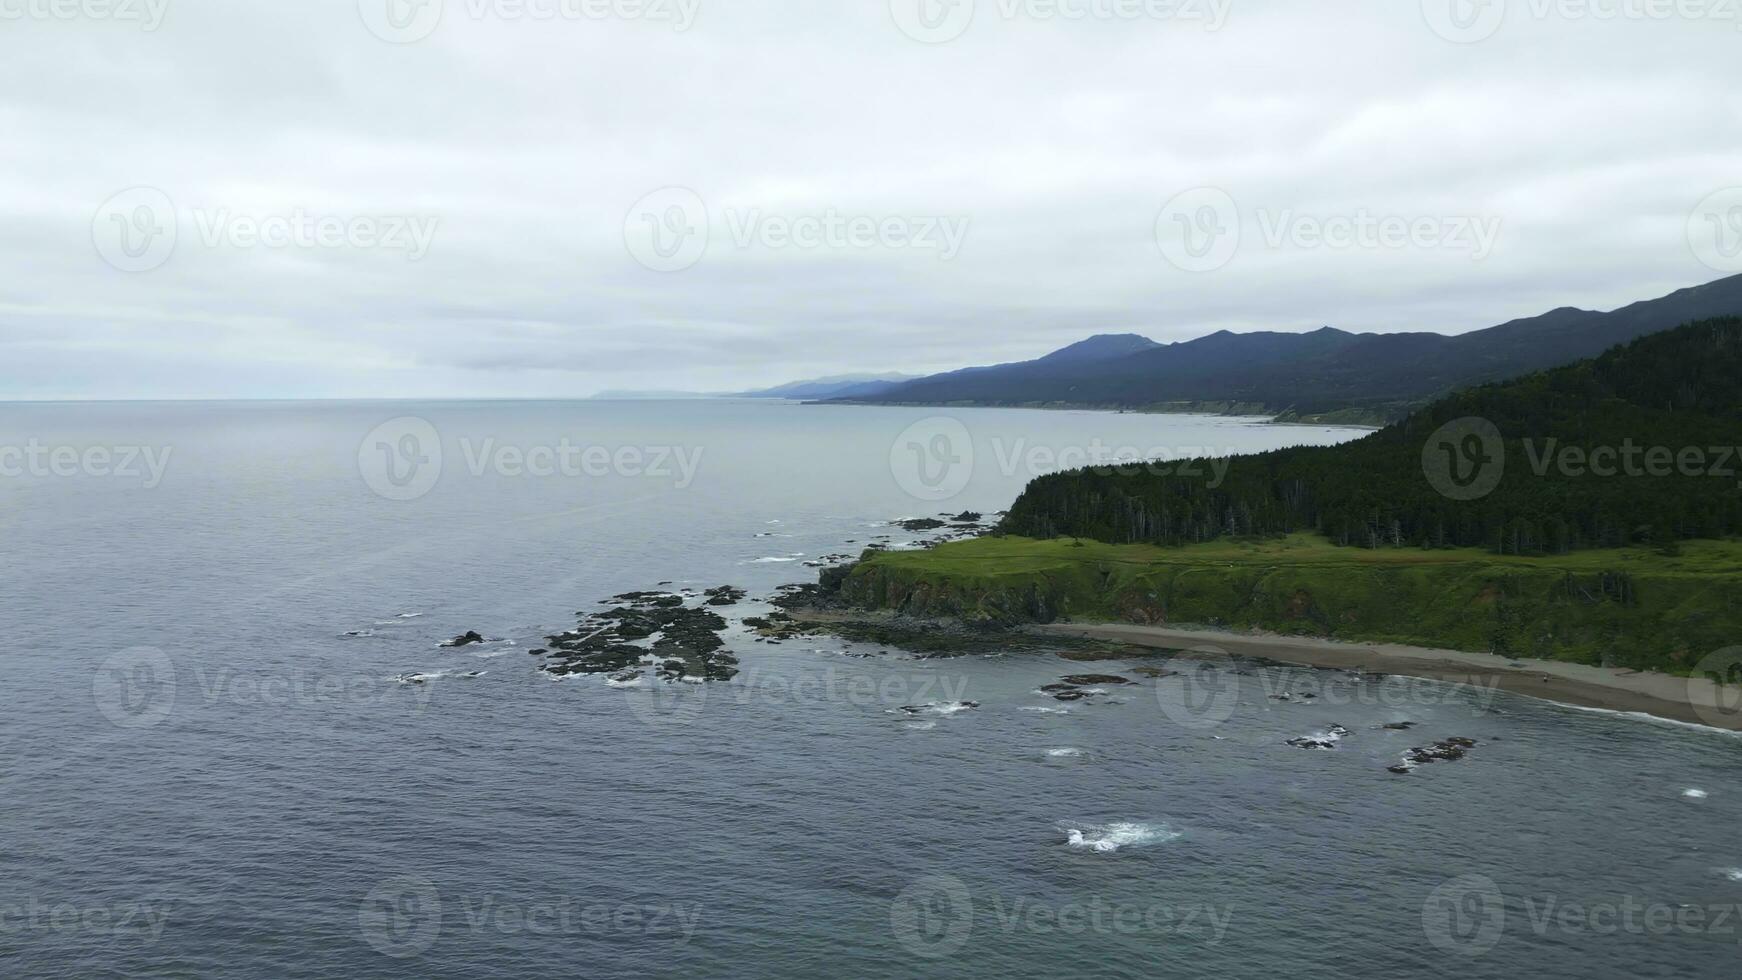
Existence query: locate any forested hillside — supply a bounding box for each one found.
[1000,318,1742,555]
[838,274,1742,421]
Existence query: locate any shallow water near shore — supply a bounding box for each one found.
[3,399,1739,978]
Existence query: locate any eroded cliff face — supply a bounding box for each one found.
[836,563,1066,624]
[829,551,1741,672]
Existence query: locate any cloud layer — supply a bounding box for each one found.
[3,0,1740,399]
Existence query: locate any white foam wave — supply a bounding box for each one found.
[1047,748,1084,758]
[905,721,937,731]
[606,676,643,689]
[749,556,801,564]
[909,701,978,716]
[1021,706,1071,715]
[396,669,485,685]
[1684,788,1710,799]
[1720,868,1742,882]
[1060,821,1181,853]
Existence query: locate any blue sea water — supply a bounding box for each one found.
[2,399,1738,979]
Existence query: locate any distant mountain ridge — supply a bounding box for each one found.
[827,274,1742,423]
[736,374,918,401]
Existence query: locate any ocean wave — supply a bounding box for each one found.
[1720,868,1742,882]
[396,669,485,685]
[1020,706,1071,715]
[1684,788,1710,799]
[749,556,803,564]
[606,675,643,689]
[1059,821,1181,853]
[341,629,376,638]
[1047,748,1084,758]
[905,721,937,731]
[895,701,980,717]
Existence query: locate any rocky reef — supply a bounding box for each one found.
[534,590,742,683]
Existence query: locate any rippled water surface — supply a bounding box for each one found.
[3,400,1737,979]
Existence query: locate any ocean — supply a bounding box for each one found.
[2,399,1738,978]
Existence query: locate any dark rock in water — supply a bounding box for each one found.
[895,518,947,532]
[1287,724,1350,750]
[704,585,747,606]
[1039,683,1080,694]
[442,631,486,648]
[1388,765,1415,775]
[1398,736,1481,769]
[542,588,740,683]
[529,648,548,656]
[1381,722,1417,731]
[1060,674,1132,687]
[1132,666,1178,678]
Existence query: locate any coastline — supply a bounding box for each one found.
[808,399,1387,428]
[1036,623,1742,734]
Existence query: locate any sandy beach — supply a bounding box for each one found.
[1036,623,1742,734]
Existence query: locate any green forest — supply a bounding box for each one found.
[1000,318,1742,556]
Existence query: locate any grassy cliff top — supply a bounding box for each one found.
[862,533,1742,578]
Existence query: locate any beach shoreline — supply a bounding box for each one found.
[1035,623,1742,734]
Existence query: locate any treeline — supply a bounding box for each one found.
[1000,318,1742,555]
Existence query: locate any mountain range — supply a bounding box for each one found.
[826,274,1742,424]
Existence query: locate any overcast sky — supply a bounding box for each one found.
[2,0,1740,399]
